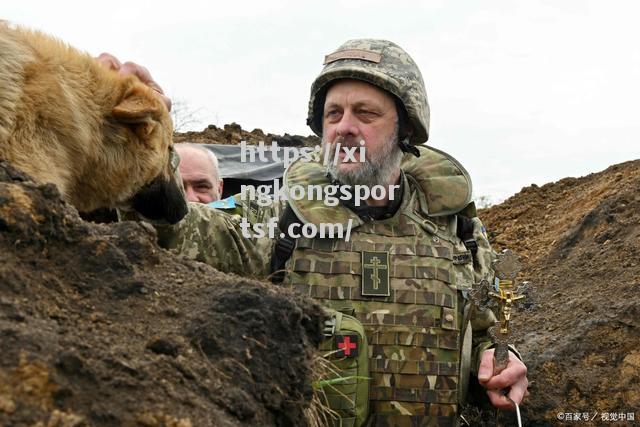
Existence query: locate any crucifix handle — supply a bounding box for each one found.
[489,325,510,375]
[494,344,509,374]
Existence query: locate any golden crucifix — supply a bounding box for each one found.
[470,249,530,372]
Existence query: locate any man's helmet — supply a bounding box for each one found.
[307,39,430,145]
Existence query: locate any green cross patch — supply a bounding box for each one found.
[361,251,390,297]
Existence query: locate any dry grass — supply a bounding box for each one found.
[304,352,342,427]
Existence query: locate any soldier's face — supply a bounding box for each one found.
[322,79,401,187]
[175,146,223,204]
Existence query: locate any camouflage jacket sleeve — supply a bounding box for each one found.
[151,200,277,278]
[465,214,522,377]
[120,149,277,277]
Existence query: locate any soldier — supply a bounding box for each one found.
[100,39,528,426]
[174,143,224,204]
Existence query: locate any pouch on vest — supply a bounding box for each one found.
[319,309,369,427]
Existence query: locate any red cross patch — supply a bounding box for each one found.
[335,334,359,358]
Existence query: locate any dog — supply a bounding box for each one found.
[0,22,187,223]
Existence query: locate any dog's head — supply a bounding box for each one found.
[102,77,188,224]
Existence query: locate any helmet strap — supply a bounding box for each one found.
[398,136,420,157]
[393,97,420,157]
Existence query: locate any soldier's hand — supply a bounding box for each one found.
[478,349,528,410]
[95,52,172,112]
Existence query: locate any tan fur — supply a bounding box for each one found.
[0,23,175,213]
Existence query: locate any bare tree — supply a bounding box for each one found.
[170,98,207,132]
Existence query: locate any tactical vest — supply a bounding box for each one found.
[282,146,479,427]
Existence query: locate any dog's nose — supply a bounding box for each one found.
[130,174,188,224]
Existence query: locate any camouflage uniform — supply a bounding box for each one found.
[154,149,498,427]
[150,40,509,426]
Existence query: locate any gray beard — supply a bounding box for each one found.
[324,124,403,188]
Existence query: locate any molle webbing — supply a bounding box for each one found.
[284,216,465,423]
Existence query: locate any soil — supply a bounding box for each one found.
[0,161,325,427]
[173,123,320,147]
[479,159,640,426]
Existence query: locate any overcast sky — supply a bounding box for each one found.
[5,0,639,201]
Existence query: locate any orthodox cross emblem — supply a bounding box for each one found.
[361,251,390,296]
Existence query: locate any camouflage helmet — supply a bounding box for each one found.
[307,39,430,145]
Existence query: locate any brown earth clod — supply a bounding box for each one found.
[0,159,325,427]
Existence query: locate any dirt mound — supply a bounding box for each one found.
[480,160,640,425]
[173,123,320,147]
[0,161,324,426]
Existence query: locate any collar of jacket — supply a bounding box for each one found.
[335,173,405,222]
[284,144,472,227]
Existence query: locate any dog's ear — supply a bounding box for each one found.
[112,85,165,139]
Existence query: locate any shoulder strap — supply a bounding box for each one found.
[456,214,479,267]
[270,203,300,283]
